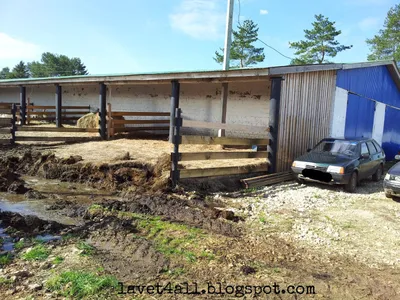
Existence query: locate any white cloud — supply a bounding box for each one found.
[260,9,269,15]
[358,17,380,31]
[0,33,41,60]
[169,0,225,40]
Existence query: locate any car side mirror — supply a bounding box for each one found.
[395,154,400,160]
[307,148,311,152]
[361,153,370,159]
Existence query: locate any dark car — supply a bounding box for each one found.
[291,138,385,192]
[384,153,400,198]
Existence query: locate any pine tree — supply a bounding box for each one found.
[366,4,400,66]
[9,61,29,79]
[289,14,352,65]
[214,20,265,68]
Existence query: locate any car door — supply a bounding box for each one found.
[359,142,373,179]
[366,141,381,173]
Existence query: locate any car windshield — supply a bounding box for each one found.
[312,140,358,157]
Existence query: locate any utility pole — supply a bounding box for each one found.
[223,0,234,71]
[219,0,234,137]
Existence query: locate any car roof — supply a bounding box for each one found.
[322,137,373,143]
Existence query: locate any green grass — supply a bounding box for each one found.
[77,242,96,256]
[46,270,118,298]
[22,245,50,261]
[14,240,25,250]
[0,253,12,266]
[88,205,214,263]
[0,276,13,286]
[53,256,64,265]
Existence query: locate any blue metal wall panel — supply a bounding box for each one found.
[344,93,374,139]
[337,66,400,108]
[382,106,400,160]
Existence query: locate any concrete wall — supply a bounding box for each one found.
[0,80,271,137]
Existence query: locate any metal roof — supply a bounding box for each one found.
[0,60,398,87]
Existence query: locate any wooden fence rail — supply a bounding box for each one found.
[25,105,91,124]
[0,104,17,145]
[170,108,271,186]
[106,103,170,138]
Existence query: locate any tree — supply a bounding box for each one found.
[28,52,88,77]
[214,20,265,68]
[0,67,10,79]
[366,4,400,66]
[8,61,29,79]
[289,14,352,65]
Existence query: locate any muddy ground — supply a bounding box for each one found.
[0,144,400,299]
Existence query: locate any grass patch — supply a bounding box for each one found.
[0,253,12,266]
[53,256,64,265]
[14,240,25,250]
[0,276,13,286]
[77,241,96,256]
[22,245,50,261]
[46,270,118,298]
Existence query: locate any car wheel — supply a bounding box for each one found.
[295,176,305,185]
[385,192,393,199]
[372,165,383,182]
[345,172,357,193]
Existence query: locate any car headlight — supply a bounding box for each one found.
[292,161,307,168]
[385,173,390,180]
[327,166,344,174]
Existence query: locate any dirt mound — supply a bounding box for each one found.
[97,195,242,237]
[0,149,169,193]
[0,211,68,234]
[0,170,29,194]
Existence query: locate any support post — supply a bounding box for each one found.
[11,104,16,145]
[171,108,182,187]
[107,103,112,139]
[19,86,26,125]
[169,80,180,143]
[268,77,284,174]
[218,83,229,137]
[99,83,107,140]
[55,84,62,127]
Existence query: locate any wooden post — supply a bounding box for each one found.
[27,97,30,125]
[10,104,16,145]
[107,103,112,139]
[218,83,228,137]
[268,77,284,173]
[99,83,107,140]
[171,108,182,187]
[55,85,62,127]
[169,80,180,143]
[19,86,26,125]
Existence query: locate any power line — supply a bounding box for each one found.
[236,0,293,61]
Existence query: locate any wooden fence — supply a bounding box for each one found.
[25,105,91,124]
[170,108,271,185]
[106,103,170,138]
[0,103,17,145]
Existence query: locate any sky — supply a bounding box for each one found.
[0,0,397,75]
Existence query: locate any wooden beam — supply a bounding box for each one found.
[0,109,12,114]
[0,128,11,134]
[27,111,56,115]
[180,135,270,146]
[179,164,268,179]
[55,84,62,127]
[113,126,169,132]
[16,126,98,132]
[27,105,55,109]
[16,136,100,142]
[61,106,90,109]
[111,111,170,117]
[179,151,268,161]
[20,86,26,125]
[0,138,11,144]
[182,119,269,134]
[112,119,170,125]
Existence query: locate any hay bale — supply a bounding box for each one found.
[77,113,99,129]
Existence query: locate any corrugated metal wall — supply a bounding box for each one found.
[337,66,400,160]
[277,70,336,171]
[344,93,375,139]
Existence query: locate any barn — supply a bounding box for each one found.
[0,60,399,172]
